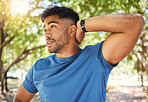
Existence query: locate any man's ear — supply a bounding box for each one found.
[68,25,77,37]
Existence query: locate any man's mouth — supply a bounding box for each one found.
[47,41,53,45]
[46,38,56,46]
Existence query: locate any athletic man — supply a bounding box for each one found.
[13,6,144,102]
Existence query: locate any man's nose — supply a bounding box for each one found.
[45,32,52,38]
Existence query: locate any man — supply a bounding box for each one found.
[13,6,144,102]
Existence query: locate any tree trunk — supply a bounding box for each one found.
[1,71,9,94]
[5,72,9,92]
[141,37,144,86]
[0,59,3,81]
[140,72,144,86]
[0,44,46,94]
[1,72,5,94]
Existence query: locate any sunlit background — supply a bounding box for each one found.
[10,0,30,15]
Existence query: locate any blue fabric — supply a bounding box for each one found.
[23,41,118,102]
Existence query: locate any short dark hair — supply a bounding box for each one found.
[41,6,79,25]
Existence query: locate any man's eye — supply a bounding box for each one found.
[51,25,56,28]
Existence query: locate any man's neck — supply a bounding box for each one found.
[56,45,81,58]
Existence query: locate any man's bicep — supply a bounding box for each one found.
[102,32,139,65]
[13,84,35,102]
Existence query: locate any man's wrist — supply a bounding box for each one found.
[80,19,88,33]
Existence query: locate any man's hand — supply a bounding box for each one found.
[76,20,85,44]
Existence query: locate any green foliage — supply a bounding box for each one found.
[1,0,49,72]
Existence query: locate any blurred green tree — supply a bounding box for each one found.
[0,0,47,94]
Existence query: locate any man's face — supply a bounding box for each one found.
[44,15,72,53]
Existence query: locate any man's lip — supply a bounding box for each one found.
[46,40,53,45]
[46,38,56,41]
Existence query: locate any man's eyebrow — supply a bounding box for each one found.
[44,21,59,28]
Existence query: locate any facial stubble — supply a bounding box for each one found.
[48,29,70,53]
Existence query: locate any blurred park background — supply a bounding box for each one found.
[0,0,148,101]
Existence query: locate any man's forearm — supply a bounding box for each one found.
[84,14,144,34]
[76,14,144,44]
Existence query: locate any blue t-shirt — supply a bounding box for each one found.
[23,41,117,102]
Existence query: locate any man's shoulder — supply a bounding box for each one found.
[83,41,103,52]
[36,56,49,63]
[34,54,55,68]
[37,54,55,62]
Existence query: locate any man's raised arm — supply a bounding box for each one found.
[76,14,145,65]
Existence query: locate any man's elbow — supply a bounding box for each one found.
[139,14,145,25]
[132,14,145,35]
[136,14,145,30]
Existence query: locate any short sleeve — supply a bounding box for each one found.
[89,41,119,72]
[23,64,38,93]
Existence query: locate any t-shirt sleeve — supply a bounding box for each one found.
[89,41,119,72]
[23,64,38,93]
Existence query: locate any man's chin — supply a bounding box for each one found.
[48,48,58,53]
[48,46,62,53]
[48,50,56,53]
